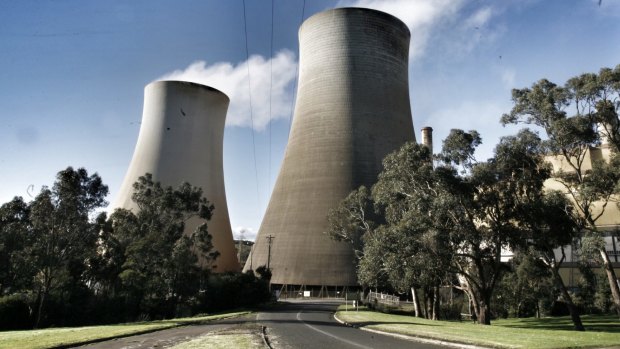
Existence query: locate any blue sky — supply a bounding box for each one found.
[1,0,619,241]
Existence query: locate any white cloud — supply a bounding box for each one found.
[232,226,257,242]
[465,7,493,29]
[337,0,509,61]
[157,50,298,131]
[338,0,466,60]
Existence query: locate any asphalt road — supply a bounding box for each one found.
[258,299,446,349]
[72,300,448,348]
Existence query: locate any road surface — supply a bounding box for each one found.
[259,299,446,349]
[73,300,449,348]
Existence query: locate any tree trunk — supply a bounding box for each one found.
[599,248,620,316]
[552,267,585,331]
[35,285,47,329]
[477,293,492,325]
[411,287,421,318]
[464,285,479,323]
[424,290,432,319]
[432,286,440,320]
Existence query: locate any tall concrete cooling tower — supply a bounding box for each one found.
[114,80,240,272]
[244,8,415,287]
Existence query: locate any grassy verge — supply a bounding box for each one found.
[168,324,264,349]
[336,307,620,349]
[0,311,251,349]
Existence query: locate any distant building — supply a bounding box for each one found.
[544,137,620,287]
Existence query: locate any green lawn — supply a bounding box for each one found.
[0,311,251,349]
[336,307,620,349]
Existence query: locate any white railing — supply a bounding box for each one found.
[367,291,400,306]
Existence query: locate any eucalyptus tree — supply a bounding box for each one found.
[325,187,393,295]
[28,167,109,327]
[0,197,33,295]
[432,129,554,325]
[520,191,585,330]
[370,142,450,319]
[104,174,218,317]
[378,129,549,325]
[502,65,620,314]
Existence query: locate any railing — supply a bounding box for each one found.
[367,291,400,306]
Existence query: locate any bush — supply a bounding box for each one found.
[0,294,32,330]
[198,272,271,312]
[550,300,570,316]
[440,302,463,320]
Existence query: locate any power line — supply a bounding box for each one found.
[287,0,306,139]
[269,0,274,196]
[242,0,261,209]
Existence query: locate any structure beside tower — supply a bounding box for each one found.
[245,8,415,288]
[421,127,433,154]
[113,80,240,272]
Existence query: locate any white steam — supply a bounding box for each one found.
[157,49,298,131]
[233,226,257,242]
[338,0,466,60]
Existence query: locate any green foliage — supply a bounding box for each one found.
[493,253,556,318]
[200,271,271,312]
[99,173,219,319]
[0,170,269,330]
[0,294,31,329]
[438,129,482,168]
[502,64,620,315]
[26,167,108,327]
[328,127,586,325]
[325,186,377,261]
[0,197,34,295]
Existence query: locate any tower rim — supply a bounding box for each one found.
[299,7,410,38]
[149,80,229,102]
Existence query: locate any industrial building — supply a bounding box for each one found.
[113,80,240,273]
[244,7,415,293]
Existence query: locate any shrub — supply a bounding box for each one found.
[0,294,32,330]
[198,272,271,312]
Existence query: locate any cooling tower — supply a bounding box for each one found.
[244,8,415,286]
[114,80,240,272]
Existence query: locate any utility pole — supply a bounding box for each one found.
[266,235,275,270]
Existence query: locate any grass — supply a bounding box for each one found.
[168,325,264,349]
[336,306,620,349]
[0,311,251,349]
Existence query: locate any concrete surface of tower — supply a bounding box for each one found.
[245,8,415,288]
[113,80,240,273]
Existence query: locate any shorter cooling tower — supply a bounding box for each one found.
[113,80,240,272]
[245,7,415,287]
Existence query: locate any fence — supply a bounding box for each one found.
[367,291,400,306]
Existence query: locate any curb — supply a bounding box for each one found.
[333,313,490,349]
